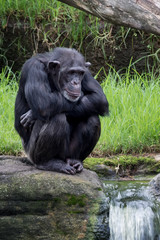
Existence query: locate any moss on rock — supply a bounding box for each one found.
[84,155,160,176]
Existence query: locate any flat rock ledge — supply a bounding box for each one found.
[0,156,105,240]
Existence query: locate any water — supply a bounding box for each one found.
[103,181,160,240]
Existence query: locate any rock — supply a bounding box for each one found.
[150,173,160,200]
[91,164,116,177]
[154,154,160,161]
[0,156,105,240]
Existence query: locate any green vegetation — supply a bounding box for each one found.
[0,67,21,154]
[96,67,160,155]
[1,0,159,60]
[0,0,60,27]
[0,66,160,155]
[84,155,160,174]
[67,194,87,207]
[0,0,160,157]
[0,0,99,49]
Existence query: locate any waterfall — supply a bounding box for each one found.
[103,181,160,240]
[109,200,156,240]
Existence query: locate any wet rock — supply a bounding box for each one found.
[0,156,105,240]
[150,173,160,200]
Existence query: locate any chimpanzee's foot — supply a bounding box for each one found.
[66,158,83,173]
[36,159,76,175]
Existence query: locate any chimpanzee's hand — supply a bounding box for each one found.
[20,110,36,129]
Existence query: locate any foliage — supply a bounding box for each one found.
[1,0,159,57]
[84,155,160,174]
[96,66,160,155]
[0,67,21,154]
[0,0,94,49]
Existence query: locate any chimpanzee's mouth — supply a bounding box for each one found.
[63,90,81,102]
[66,90,80,97]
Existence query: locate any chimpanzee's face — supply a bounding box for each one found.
[48,60,91,102]
[60,66,85,102]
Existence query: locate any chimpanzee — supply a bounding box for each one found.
[15,47,109,174]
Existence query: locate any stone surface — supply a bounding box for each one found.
[150,173,160,200]
[154,154,160,161]
[0,156,105,240]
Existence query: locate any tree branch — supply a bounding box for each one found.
[59,0,160,35]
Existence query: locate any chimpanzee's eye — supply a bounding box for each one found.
[79,71,85,76]
[68,70,75,75]
[67,70,85,79]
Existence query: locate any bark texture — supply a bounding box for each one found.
[59,0,160,35]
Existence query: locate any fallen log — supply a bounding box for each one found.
[58,0,160,35]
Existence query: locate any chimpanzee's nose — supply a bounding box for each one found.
[72,79,79,86]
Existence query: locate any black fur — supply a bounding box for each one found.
[15,47,109,174]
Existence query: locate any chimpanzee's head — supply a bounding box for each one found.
[48,48,91,102]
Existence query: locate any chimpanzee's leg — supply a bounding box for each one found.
[67,115,101,172]
[24,114,77,174]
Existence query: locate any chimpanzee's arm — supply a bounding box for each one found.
[23,59,68,121]
[69,71,109,117]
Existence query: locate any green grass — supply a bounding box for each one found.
[0,67,22,154]
[0,0,99,50]
[0,0,138,54]
[0,66,160,155]
[0,0,92,38]
[0,0,60,27]
[1,0,160,156]
[96,67,160,155]
[1,0,160,72]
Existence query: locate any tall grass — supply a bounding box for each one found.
[0,0,97,50]
[0,67,21,154]
[0,66,160,155]
[97,67,160,155]
[1,0,159,70]
[0,0,132,54]
[0,0,60,26]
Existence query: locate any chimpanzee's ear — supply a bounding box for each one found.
[85,62,91,68]
[48,61,60,73]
